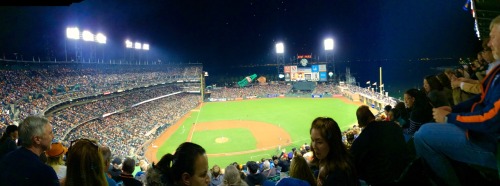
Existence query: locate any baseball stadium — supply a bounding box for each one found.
[1,1,499,186]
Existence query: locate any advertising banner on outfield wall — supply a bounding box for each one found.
[291,66,297,73]
[285,73,291,81]
[311,65,319,72]
[284,66,291,73]
[320,72,327,81]
[291,72,298,81]
[319,64,327,72]
[311,72,319,81]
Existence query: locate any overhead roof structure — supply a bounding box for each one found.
[470,0,500,40]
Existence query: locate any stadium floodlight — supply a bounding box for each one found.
[95,33,106,44]
[142,43,149,50]
[125,40,133,48]
[275,42,284,54]
[324,38,334,51]
[66,27,80,40]
[134,42,142,49]
[82,30,95,42]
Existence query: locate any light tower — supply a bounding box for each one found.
[324,38,334,82]
[66,27,80,62]
[275,42,285,81]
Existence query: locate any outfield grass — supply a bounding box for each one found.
[157,98,360,167]
[191,128,257,153]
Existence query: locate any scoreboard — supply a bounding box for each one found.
[284,64,327,82]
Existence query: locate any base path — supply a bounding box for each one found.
[187,120,292,157]
[145,105,200,163]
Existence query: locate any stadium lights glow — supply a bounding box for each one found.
[125,40,133,48]
[95,33,107,44]
[324,38,334,51]
[82,30,95,42]
[276,42,284,54]
[66,27,80,40]
[134,42,142,49]
[142,43,149,50]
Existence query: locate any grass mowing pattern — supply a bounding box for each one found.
[157,98,359,166]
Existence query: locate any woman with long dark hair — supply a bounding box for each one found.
[146,142,209,186]
[310,117,358,186]
[423,75,450,108]
[403,88,433,141]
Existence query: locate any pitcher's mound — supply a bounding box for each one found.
[215,137,229,144]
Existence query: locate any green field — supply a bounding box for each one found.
[192,128,257,153]
[156,98,359,167]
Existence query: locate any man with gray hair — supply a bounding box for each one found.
[0,116,59,186]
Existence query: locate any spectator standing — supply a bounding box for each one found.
[65,138,107,186]
[309,117,358,186]
[146,142,209,186]
[0,116,59,186]
[46,142,68,180]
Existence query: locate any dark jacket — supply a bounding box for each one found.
[0,138,17,159]
[350,121,411,185]
[403,90,433,135]
[447,64,500,152]
[245,173,266,186]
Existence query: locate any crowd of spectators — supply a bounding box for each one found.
[209,84,291,99]
[312,83,340,95]
[65,93,199,159]
[0,65,202,126]
[1,17,499,186]
[50,85,182,140]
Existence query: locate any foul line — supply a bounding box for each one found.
[188,102,203,142]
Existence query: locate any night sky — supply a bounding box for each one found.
[0,0,480,75]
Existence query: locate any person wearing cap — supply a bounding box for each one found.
[0,124,18,159]
[46,142,68,180]
[109,157,123,182]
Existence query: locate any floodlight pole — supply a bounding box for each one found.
[65,40,67,62]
